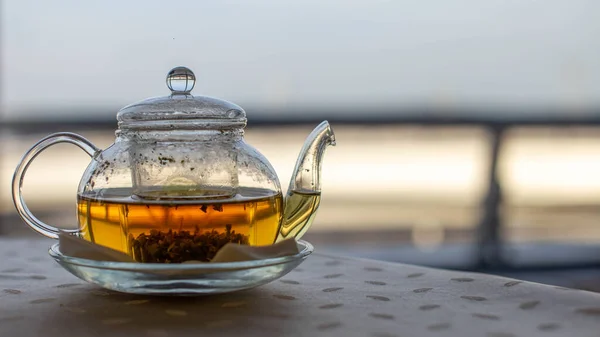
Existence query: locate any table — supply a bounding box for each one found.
[1,238,599,337]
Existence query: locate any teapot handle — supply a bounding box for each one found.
[11,132,101,239]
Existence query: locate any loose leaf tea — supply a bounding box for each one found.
[129,224,249,263]
[77,187,282,253]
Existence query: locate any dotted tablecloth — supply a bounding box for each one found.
[1,238,599,337]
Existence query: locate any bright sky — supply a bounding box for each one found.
[2,0,600,121]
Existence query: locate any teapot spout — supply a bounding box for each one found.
[288,120,336,193]
[277,121,336,242]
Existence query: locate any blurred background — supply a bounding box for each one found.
[2,0,600,290]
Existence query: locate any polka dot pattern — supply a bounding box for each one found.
[575,307,600,316]
[279,280,300,285]
[0,238,599,337]
[322,287,343,292]
[461,295,487,301]
[55,283,81,289]
[366,295,390,302]
[323,273,343,279]
[364,267,383,272]
[29,298,56,304]
[504,281,523,287]
[369,313,395,320]
[519,300,541,310]
[419,304,441,311]
[537,323,561,331]
[472,313,501,321]
[273,294,296,300]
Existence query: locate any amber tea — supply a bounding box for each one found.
[277,189,321,242]
[77,187,283,261]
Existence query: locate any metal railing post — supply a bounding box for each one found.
[477,125,505,268]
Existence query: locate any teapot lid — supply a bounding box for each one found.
[116,66,247,130]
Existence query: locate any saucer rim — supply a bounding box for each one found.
[48,240,313,271]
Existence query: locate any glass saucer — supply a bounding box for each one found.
[48,240,313,296]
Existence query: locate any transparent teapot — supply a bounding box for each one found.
[12,66,335,262]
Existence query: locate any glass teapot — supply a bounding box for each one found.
[12,66,335,262]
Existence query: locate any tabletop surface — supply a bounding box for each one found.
[1,238,599,337]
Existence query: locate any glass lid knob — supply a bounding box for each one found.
[166,66,196,94]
